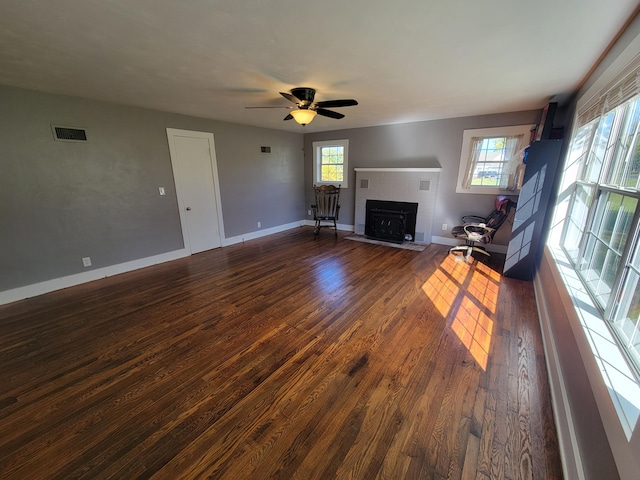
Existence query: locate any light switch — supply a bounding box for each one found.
[159,187,166,196]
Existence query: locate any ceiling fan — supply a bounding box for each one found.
[246,87,358,125]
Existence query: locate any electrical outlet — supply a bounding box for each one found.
[257,221,261,228]
[158,187,165,195]
[82,257,92,267]
[308,209,312,216]
[442,223,448,230]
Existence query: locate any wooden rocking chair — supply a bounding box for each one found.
[311,185,341,238]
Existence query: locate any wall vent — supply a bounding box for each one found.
[260,146,271,153]
[52,125,88,142]
[419,180,430,191]
[360,179,369,189]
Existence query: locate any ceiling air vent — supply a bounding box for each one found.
[260,146,271,153]
[51,125,88,142]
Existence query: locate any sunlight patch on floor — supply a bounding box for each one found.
[422,254,501,370]
[421,255,470,318]
[451,296,494,370]
[468,270,500,314]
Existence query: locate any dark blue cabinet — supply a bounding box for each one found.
[503,139,564,280]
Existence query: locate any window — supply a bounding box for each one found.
[313,139,348,188]
[456,125,533,194]
[558,92,640,373]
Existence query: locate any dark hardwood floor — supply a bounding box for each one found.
[0,227,562,479]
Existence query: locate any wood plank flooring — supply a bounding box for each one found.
[0,227,563,479]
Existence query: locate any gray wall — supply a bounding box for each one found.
[0,85,304,291]
[304,110,540,246]
[0,84,542,296]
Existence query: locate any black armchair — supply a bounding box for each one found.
[449,196,516,259]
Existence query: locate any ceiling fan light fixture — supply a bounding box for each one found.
[290,109,317,125]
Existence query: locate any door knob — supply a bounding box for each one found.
[186,207,192,211]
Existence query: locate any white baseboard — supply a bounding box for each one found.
[534,262,584,480]
[1,221,316,306]
[224,221,307,246]
[302,219,354,232]
[431,235,459,247]
[0,249,189,306]
[1,225,502,306]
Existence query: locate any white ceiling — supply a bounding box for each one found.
[0,0,638,133]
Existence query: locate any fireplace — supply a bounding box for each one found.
[354,168,441,244]
[365,200,418,244]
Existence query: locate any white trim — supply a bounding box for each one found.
[0,228,504,306]
[547,246,640,478]
[302,219,354,232]
[166,128,226,252]
[431,235,460,247]
[534,258,585,480]
[313,139,349,188]
[455,124,534,195]
[0,249,189,306]
[1,222,321,305]
[354,167,442,172]
[223,221,308,246]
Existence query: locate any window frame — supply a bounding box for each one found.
[558,96,640,376]
[455,124,534,195]
[313,139,349,188]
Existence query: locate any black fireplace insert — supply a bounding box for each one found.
[365,200,419,244]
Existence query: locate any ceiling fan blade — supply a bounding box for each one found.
[316,108,345,119]
[280,92,301,104]
[245,106,293,109]
[315,99,358,108]
[283,113,294,121]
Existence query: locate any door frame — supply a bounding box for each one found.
[166,128,225,253]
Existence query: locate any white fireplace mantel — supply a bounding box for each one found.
[354,168,441,244]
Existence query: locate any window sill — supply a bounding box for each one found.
[549,245,640,439]
[315,182,347,188]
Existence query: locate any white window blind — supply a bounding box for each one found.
[455,125,532,194]
[461,134,526,190]
[578,55,640,127]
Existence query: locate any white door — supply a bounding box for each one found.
[167,129,224,254]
